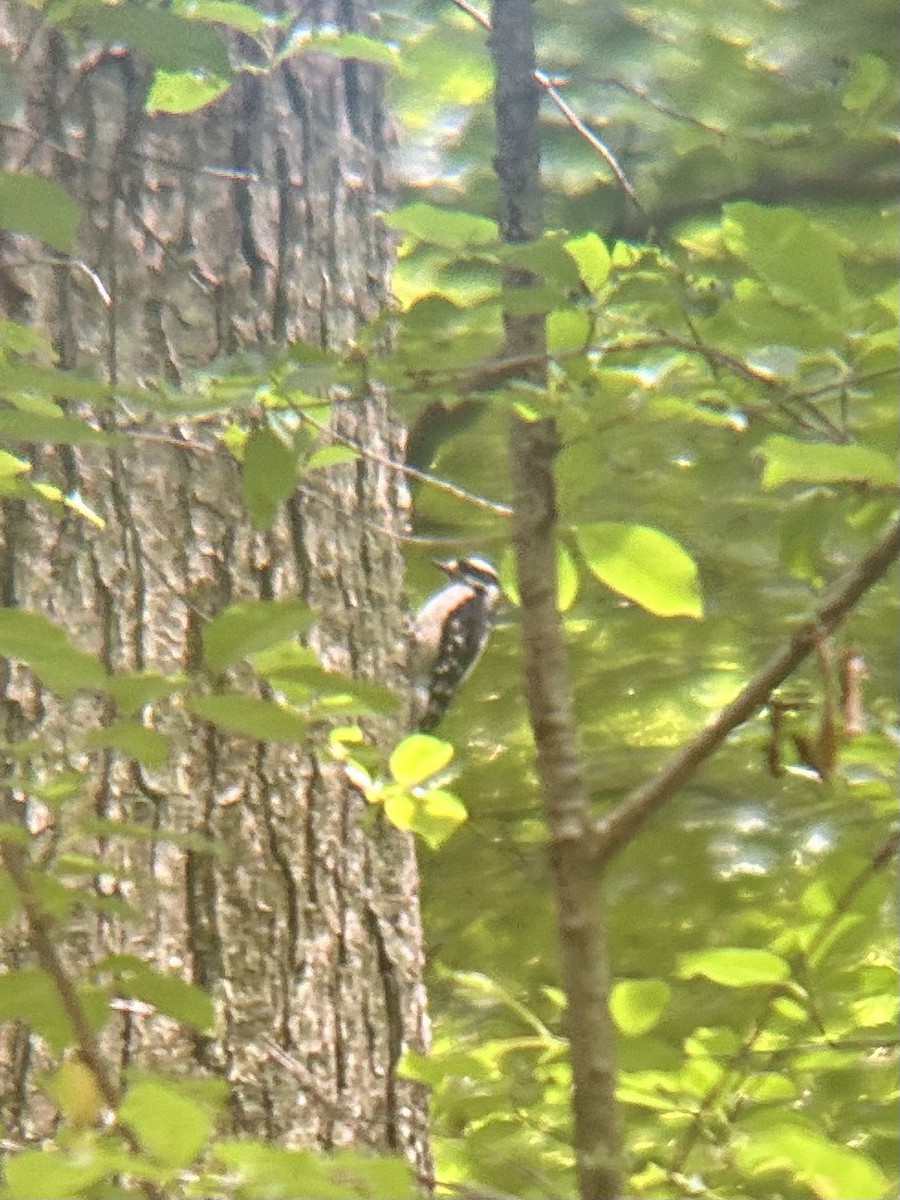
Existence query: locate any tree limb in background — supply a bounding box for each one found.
[491,1,623,1196]
[593,518,900,865]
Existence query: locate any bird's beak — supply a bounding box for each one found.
[432,558,454,574]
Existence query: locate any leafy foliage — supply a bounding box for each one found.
[0,0,897,1196]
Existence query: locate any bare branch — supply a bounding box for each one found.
[593,520,900,865]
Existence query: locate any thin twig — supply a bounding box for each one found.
[592,520,900,864]
[293,406,512,516]
[447,0,643,212]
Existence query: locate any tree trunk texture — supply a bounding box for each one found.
[0,0,430,1173]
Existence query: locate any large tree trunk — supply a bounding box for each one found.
[0,0,430,1172]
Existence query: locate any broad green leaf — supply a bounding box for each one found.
[565,231,611,292]
[146,69,229,114]
[187,693,308,742]
[84,721,169,769]
[547,307,591,353]
[76,6,231,75]
[677,947,790,987]
[114,965,214,1031]
[723,202,848,315]
[2,1148,114,1199]
[0,363,115,404]
[0,608,107,696]
[0,968,75,1052]
[0,172,81,252]
[389,734,453,787]
[119,1079,212,1169]
[610,979,671,1036]
[383,787,467,849]
[384,203,498,249]
[202,599,315,673]
[43,1061,104,1129]
[759,435,896,489]
[241,424,296,530]
[575,522,703,618]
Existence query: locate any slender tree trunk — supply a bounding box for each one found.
[0,0,430,1171]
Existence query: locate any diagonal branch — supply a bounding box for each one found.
[592,519,900,865]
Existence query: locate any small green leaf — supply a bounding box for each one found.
[576,522,703,618]
[547,307,591,353]
[677,947,790,987]
[202,599,315,673]
[389,734,453,787]
[0,449,29,478]
[146,69,229,114]
[759,435,896,490]
[305,445,361,471]
[187,693,307,742]
[565,231,611,293]
[734,1116,889,1200]
[119,1079,212,1169]
[610,979,671,1036]
[241,424,297,530]
[173,0,270,35]
[84,722,169,769]
[115,965,215,1031]
[2,1148,114,1199]
[0,171,81,252]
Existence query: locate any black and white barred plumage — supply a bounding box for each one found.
[412,556,500,732]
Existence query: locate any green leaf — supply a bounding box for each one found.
[547,307,591,353]
[146,69,230,114]
[172,0,270,36]
[0,608,107,696]
[0,449,29,478]
[2,1147,114,1199]
[843,53,890,112]
[0,410,110,445]
[202,599,315,673]
[187,693,308,742]
[75,6,231,75]
[305,445,361,471]
[677,947,790,987]
[241,424,297,530]
[0,171,81,252]
[759,435,896,490]
[282,30,398,67]
[0,968,76,1052]
[389,734,453,787]
[610,979,671,1036]
[105,961,214,1031]
[384,203,498,249]
[0,363,116,404]
[84,721,169,769]
[105,671,185,716]
[734,1116,889,1200]
[723,202,848,315]
[118,1079,212,1169]
[565,231,611,293]
[383,787,467,849]
[575,522,703,618]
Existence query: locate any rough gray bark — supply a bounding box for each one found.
[0,0,430,1172]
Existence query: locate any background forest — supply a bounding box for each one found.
[0,0,897,1197]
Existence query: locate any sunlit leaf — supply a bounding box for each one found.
[0,171,80,252]
[759,435,896,490]
[576,522,703,617]
[389,734,453,787]
[187,694,307,742]
[677,947,790,987]
[202,599,315,673]
[610,979,671,1036]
